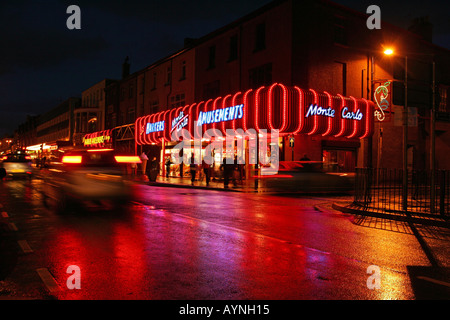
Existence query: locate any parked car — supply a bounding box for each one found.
[0,151,33,179]
[41,148,141,213]
[260,161,354,193]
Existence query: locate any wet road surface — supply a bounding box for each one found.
[0,178,449,300]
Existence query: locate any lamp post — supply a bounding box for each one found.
[383,48,437,212]
[383,48,408,211]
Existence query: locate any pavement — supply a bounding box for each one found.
[129,174,269,193]
[332,199,450,229]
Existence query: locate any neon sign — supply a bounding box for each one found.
[83,130,112,148]
[171,111,188,133]
[305,104,335,118]
[341,107,363,120]
[197,104,244,126]
[305,104,363,121]
[146,120,165,134]
[374,81,391,122]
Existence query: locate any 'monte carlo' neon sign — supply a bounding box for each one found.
[305,104,363,121]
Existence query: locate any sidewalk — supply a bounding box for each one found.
[129,174,266,193]
[332,200,450,229]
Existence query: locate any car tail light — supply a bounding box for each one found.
[62,155,82,163]
[114,156,142,164]
[25,156,31,160]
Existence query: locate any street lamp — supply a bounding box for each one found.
[383,48,394,56]
[383,48,409,211]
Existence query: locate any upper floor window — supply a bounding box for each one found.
[254,22,266,52]
[249,63,272,88]
[228,34,238,62]
[333,15,347,46]
[165,67,172,86]
[180,61,186,81]
[208,45,216,69]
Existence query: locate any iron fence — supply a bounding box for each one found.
[353,168,449,219]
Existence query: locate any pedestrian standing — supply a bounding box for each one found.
[165,157,171,178]
[221,157,232,188]
[140,152,148,175]
[202,159,212,186]
[189,156,197,185]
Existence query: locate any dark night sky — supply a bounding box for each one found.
[1,0,449,137]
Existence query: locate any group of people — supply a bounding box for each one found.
[188,156,244,188]
[140,150,245,188]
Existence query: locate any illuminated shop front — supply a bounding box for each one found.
[135,83,375,178]
[82,129,113,149]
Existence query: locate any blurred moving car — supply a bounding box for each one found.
[41,148,141,212]
[0,150,33,179]
[260,161,354,193]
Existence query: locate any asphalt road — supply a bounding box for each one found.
[0,177,449,300]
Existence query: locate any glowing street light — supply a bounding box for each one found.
[384,48,394,55]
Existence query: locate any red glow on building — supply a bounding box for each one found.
[135,83,374,146]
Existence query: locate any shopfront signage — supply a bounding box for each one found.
[83,130,112,148]
[146,120,165,134]
[171,111,188,133]
[197,104,244,126]
[305,104,335,118]
[305,104,363,121]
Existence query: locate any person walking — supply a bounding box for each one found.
[202,159,212,186]
[220,157,232,188]
[140,152,148,175]
[189,156,197,185]
[147,157,159,182]
[165,157,171,178]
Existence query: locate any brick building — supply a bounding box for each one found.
[102,0,450,172]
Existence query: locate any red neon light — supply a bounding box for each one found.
[279,83,288,132]
[254,86,265,132]
[293,86,304,134]
[347,96,359,139]
[334,94,346,138]
[321,91,333,137]
[242,89,253,132]
[360,99,373,139]
[307,89,320,135]
[135,83,375,144]
[221,94,232,135]
[231,91,242,133]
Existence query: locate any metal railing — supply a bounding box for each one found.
[353,168,449,219]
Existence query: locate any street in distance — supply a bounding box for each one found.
[179,304,270,317]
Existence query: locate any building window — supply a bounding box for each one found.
[120,87,125,101]
[180,61,186,81]
[228,34,238,62]
[129,83,134,99]
[170,93,185,108]
[249,63,272,88]
[127,108,135,124]
[203,80,220,100]
[254,22,266,52]
[150,100,159,114]
[208,45,216,69]
[438,86,448,113]
[165,67,172,86]
[333,16,347,46]
[152,72,157,90]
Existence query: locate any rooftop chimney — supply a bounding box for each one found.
[408,16,433,43]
